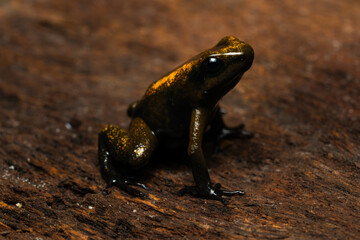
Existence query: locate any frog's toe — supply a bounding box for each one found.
[212,127,252,152]
[105,178,149,199]
[235,129,253,139]
[221,190,245,196]
[124,179,149,190]
[218,126,253,140]
[178,185,239,205]
[213,182,245,196]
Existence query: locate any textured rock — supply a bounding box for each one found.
[0,0,359,239]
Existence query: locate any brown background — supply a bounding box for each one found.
[0,0,359,239]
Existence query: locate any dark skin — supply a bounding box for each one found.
[98,36,254,204]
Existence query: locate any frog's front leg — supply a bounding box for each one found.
[126,100,139,117]
[98,118,157,198]
[179,108,244,204]
[206,105,253,151]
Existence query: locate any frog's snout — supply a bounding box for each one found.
[240,44,254,71]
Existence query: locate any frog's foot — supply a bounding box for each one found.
[178,183,244,205]
[217,124,253,140]
[207,106,253,151]
[102,177,149,199]
[211,124,253,152]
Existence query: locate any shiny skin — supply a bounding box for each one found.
[98,36,254,203]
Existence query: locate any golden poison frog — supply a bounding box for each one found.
[98,36,254,204]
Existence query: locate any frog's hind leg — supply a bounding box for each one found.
[98,118,157,198]
[206,105,253,151]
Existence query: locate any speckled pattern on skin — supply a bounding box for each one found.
[98,36,254,203]
[100,118,157,169]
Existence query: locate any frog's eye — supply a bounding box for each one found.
[203,57,224,74]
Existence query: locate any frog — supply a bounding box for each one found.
[98,36,254,204]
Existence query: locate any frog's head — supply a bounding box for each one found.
[193,36,254,105]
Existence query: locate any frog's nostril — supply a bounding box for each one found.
[239,54,246,61]
[240,45,254,70]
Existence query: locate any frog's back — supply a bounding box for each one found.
[143,60,195,98]
[134,90,193,147]
[131,79,191,148]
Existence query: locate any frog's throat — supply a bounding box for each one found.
[204,71,244,103]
